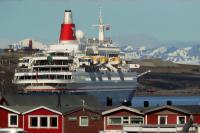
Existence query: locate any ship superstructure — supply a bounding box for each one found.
[83,9,120,57]
[13,10,140,103]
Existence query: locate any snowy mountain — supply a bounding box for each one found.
[122,45,200,65]
[11,38,47,50]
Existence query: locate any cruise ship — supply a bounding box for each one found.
[13,10,143,103]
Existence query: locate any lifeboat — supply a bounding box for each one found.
[99,56,108,64]
[79,56,91,66]
[109,57,121,65]
[80,56,91,60]
[91,56,100,64]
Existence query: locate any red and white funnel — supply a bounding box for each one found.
[59,10,76,43]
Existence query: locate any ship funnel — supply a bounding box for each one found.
[59,10,76,43]
[64,10,73,24]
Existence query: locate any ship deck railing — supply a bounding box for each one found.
[15,69,73,73]
[32,64,70,68]
[16,78,72,81]
[34,62,70,65]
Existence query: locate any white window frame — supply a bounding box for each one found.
[122,116,129,124]
[79,116,89,126]
[107,116,144,125]
[130,116,144,125]
[107,116,122,125]
[49,116,59,128]
[158,116,167,125]
[28,115,58,129]
[8,114,18,127]
[29,116,38,128]
[68,116,77,121]
[177,116,186,125]
[40,116,48,128]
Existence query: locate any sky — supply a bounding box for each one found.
[0,0,200,48]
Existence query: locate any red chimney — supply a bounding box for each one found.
[28,40,32,50]
[59,10,76,43]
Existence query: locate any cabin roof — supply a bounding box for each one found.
[143,105,190,114]
[102,106,143,115]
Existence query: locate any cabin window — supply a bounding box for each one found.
[40,117,48,127]
[91,115,100,120]
[50,117,58,128]
[68,116,77,121]
[30,117,38,127]
[158,116,167,125]
[108,117,121,125]
[79,116,89,126]
[29,116,58,128]
[123,116,129,124]
[130,117,144,124]
[8,114,18,127]
[177,116,186,124]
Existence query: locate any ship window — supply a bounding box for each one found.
[68,60,73,63]
[63,61,68,65]
[19,76,24,80]
[108,117,122,125]
[62,67,69,71]
[40,75,48,79]
[50,75,55,79]
[65,75,68,79]
[64,53,69,56]
[57,75,64,79]
[65,75,72,80]
[79,116,88,126]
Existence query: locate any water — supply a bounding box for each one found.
[132,96,200,107]
[88,90,134,105]
[79,92,200,107]
[20,90,200,107]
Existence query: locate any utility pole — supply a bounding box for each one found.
[0,71,5,96]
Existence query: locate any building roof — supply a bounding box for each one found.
[0,105,21,114]
[5,106,35,113]
[3,95,101,107]
[52,104,108,115]
[2,104,200,116]
[102,106,143,115]
[51,105,82,114]
[2,105,64,114]
[143,105,190,114]
[1,105,107,115]
[22,106,62,115]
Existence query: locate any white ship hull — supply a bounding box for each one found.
[15,71,138,92]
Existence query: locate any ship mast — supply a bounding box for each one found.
[93,8,110,44]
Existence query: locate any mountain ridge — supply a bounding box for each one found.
[122,45,200,65]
